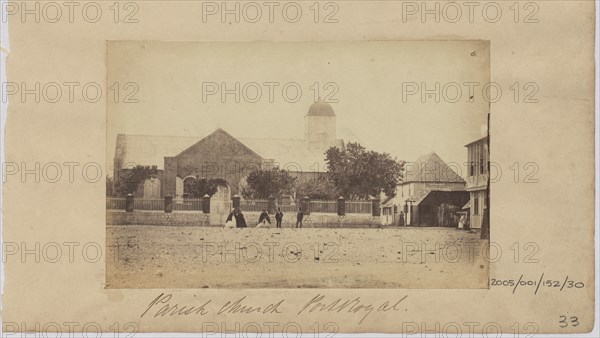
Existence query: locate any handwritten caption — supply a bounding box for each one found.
[141,293,408,325]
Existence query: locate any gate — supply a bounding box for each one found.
[210,184,230,225]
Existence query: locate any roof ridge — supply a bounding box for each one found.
[174,128,263,160]
[403,151,465,183]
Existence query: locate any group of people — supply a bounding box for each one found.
[224,208,305,228]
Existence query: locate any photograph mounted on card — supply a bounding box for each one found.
[1,0,596,335]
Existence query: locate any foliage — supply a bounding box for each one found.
[114,165,158,196]
[106,176,114,196]
[241,168,297,199]
[186,177,220,198]
[325,142,404,199]
[295,176,340,200]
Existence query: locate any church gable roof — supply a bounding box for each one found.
[175,128,263,160]
[403,152,465,184]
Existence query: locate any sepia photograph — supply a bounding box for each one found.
[105,40,490,289]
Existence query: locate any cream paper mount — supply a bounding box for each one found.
[0,0,596,335]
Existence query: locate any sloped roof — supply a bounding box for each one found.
[115,131,340,171]
[176,128,264,160]
[115,134,199,170]
[408,190,469,206]
[403,152,465,183]
[465,136,489,147]
[406,190,430,205]
[240,138,337,171]
[461,200,471,210]
[381,195,395,208]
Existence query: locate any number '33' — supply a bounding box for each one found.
[559,315,579,328]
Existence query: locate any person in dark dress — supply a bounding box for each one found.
[275,208,283,228]
[234,208,247,228]
[296,210,304,228]
[258,209,271,226]
[226,209,234,222]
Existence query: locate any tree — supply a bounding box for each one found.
[295,176,339,200]
[106,176,114,196]
[188,177,220,198]
[114,165,158,196]
[242,168,297,199]
[325,142,404,199]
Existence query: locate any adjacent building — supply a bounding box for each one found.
[464,136,489,229]
[382,152,469,227]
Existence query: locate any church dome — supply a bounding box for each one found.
[307,100,335,116]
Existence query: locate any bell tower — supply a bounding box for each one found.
[305,99,337,152]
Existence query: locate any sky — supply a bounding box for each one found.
[107,40,489,176]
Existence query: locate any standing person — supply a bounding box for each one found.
[296,210,304,228]
[399,211,405,227]
[458,213,466,229]
[234,207,247,228]
[257,209,271,227]
[275,208,284,228]
[224,208,237,228]
[464,214,471,231]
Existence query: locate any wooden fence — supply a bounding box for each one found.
[107,196,374,215]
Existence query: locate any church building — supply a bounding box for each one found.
[112,100,344,200]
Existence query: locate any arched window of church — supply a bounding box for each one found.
[183,176,196,198]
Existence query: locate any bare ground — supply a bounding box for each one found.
[106,226,489,289]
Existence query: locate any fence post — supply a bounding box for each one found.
[302,196,311,215]
[125,194,134,212]
[164,195,173,213]
[232,194,240,209]
[202,194,211,213]
[337,196,345,216]
[267,195,276,214]
[372,197,381,216]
